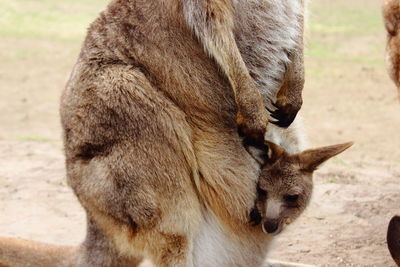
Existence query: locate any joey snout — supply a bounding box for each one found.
[262,218,282,235]
[262,219,279,234]
[261,199,284,235]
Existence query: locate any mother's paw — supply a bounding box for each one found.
[267,100,301,128]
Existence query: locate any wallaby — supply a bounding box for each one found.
[245,141,353,235]
[383,0,400,97]
[0,0,308,266]
[388,216,400,267]
[0,140,352,267]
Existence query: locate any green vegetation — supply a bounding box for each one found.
[331,157,352,168]
[0,0,109,42]
[310,4,383,35]
[327,177,336,183]
[307,1,385,68]
[0,0,385,65]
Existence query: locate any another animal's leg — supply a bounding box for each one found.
[181,0,268,143]
[382,0,400,97]
[388,215,400,267]
[383,0,400,37]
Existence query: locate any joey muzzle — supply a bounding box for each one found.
[262,219,280,234]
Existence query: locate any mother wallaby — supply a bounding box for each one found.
[0,0,306,266]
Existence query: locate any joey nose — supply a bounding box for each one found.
[263,220,279,234]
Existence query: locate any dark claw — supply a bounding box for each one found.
[270,116,296,128]
[266,102,299,128]
[265,106,275,114]
[272,102,279,109]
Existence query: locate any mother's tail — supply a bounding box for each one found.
[0,237,77,267]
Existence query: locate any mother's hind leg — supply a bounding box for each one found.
[62,64,202,266]
[83,139,201,267]
[75,217,143,267]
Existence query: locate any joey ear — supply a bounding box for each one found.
[264,141,285,163]
[244,141,269,165]
[243,139,284,165]
[299,142,353,172]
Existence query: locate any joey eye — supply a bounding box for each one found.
[257,187,268,198]
[284,194,299,203]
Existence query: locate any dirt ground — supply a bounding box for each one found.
[0,0,399,266]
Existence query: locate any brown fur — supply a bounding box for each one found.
[0,0,306,266]
[383,0,400,97]
[247,141,353,235]
[272,48,304,127]
[388,215,400,267]
[0,237,76,267]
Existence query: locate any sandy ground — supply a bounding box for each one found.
[1,0,400,266]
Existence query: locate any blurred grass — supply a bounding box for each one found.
[310,4,382,35]
[0,0,113,141]
[331,157,352,168]
[307,1,385,69]
[0,0,384,63]
[0,0,109,42]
